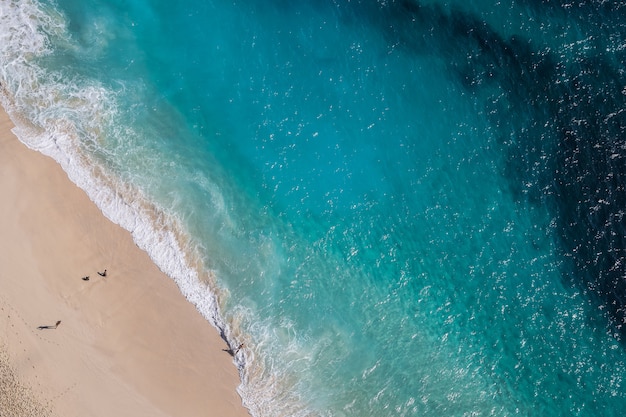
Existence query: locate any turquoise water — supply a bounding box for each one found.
[2,0,626,415]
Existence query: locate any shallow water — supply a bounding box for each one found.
[1,0,626,415]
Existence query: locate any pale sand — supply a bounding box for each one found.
[0,108,250,417]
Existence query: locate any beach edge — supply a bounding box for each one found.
[0,106,250,417]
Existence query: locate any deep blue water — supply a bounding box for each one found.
[2,0,626,415]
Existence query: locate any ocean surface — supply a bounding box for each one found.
[1,0,626,415]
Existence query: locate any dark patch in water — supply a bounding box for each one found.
[549,57,626,337]
[371,0,626,340]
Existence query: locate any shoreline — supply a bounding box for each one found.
[0,107,250,416]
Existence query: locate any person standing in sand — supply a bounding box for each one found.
[37,320,61,330]
[97,269,107,277]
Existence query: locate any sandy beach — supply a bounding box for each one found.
[0,107,249,416]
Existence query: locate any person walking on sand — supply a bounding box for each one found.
[97,269,107,277]
[37,320,61,330]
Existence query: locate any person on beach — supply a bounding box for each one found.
[82,276,90,281]
[97,269,107,277]
[37,320,61,330]
[222,343,244,356]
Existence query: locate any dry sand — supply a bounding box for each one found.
[0,107,250,417]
